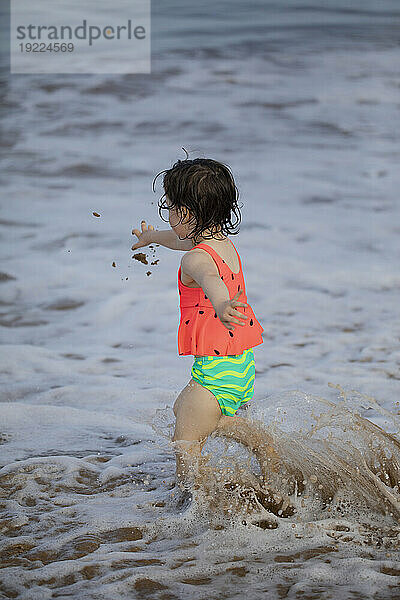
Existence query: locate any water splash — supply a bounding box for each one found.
[153,384,400,538]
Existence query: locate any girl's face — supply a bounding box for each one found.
[166,196,194,239]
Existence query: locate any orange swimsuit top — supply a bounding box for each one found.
[177,240,264,356]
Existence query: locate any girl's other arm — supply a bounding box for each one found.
[132,220,194,251]
[181,250,248,330]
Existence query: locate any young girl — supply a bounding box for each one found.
[132,157,281,492]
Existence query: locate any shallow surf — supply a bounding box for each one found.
[1,384,399,599]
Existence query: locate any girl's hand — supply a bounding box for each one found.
[132,220,155,250]
[217,289,248,331]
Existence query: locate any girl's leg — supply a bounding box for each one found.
[215,415,295,515]
[172,380,282,488]
[172,378,222,489]
[215,414,282,476]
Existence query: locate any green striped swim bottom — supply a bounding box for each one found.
[190,347,256,417]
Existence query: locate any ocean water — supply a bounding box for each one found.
[1,1,400,598]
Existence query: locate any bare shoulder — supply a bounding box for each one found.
[181,247,218,280]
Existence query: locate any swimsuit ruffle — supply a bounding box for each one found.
[178,303,264,356]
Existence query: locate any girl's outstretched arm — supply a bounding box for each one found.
[132,220,193,251]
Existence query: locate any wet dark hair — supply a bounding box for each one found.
[152,150,242,244]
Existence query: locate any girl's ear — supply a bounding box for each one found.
[180,206,194,225]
